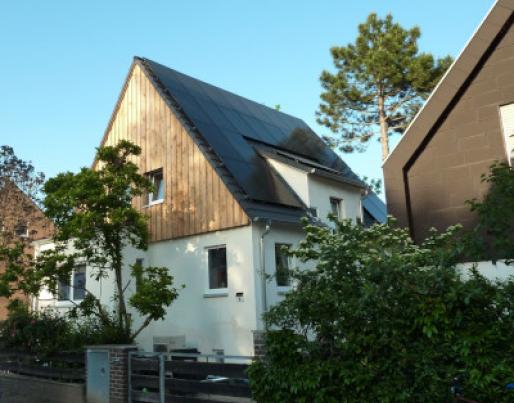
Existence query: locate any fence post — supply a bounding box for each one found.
[128,351,133,403]
[159,353,165,403]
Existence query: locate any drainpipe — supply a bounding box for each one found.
[259,219,272,328]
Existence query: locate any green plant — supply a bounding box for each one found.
[317,13,452,160]
[248,219,514,402]
[0,141,182,342]
[467,161,514,262]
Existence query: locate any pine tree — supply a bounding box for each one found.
[317,13,453,161]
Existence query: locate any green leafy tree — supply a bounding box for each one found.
[0,141,181,342]
[248,219,514,402]
[317,13,453,160]
[467,162,514,263]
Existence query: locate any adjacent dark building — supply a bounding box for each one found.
[383,0,514,241]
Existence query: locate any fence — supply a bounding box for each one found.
[129,351,254,403]
[0,351,85,382]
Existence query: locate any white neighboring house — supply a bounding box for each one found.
[34,57,386,357]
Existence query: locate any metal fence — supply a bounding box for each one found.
[129,351,254,403]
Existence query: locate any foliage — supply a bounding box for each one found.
[0,141,181,342]
[360,175,382,195]
[317,13,452,160]
[248,219,514,402]
[467,161,514,262]
[0,304,115,356]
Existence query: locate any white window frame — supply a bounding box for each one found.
[329,197,344,220]
[56,264,87,304]
[14,222,29,238]
[274,243,292,293]
[145,168,165,206]
[203,245,229,298]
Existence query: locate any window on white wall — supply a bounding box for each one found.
[500,103,514,164]
[57,264,86,301]
[329,197,343,220]
[134,258,144,292]
[207,246,227,289]
[275,243,291,287]
[145,168,165,205]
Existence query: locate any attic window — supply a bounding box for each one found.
[145,169,165,205]
[500,103,514,165]
[14,223,28,238]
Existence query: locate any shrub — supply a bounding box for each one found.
[0,304,123,356]
[248,219,514,402]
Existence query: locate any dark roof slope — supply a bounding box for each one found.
[137,57,377,223]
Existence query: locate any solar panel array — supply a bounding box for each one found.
[143,58,362,207]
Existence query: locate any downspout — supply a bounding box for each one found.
[259,219,272,328]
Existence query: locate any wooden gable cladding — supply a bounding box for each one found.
[100,63,249,242]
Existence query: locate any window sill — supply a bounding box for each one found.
[203,290,229,298]
[277,287,291,296]
[144,200,164,208]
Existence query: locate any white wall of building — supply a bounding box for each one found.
[266,157,363,225]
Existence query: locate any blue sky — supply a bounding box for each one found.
[0,0,493,187]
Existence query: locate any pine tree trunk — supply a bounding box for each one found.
[378,94,390,161]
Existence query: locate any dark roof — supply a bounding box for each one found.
[137,57,376,223]
[362,192,387,225]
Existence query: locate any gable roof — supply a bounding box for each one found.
[130,57,387,224]
[384,0,514,173]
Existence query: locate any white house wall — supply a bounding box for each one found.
[308,175,362,223]
[128,225,258,356]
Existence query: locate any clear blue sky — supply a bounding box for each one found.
[0,0,493,188]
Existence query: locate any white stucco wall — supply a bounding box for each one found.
[458,260,514,282]
[266,157,363,225]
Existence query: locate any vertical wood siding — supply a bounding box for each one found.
[100,64,249,242]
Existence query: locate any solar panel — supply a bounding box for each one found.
[142,58,363,207]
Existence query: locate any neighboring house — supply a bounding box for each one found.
[36,57,385,356]
[0,181,53,320]
[383,0,514,242]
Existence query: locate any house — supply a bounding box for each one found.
[0,181,53,319]
[36,57,385,356]
[383,0,514,243]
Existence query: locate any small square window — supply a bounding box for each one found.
[14,223,28,238]
[330,198,343,219]
[146,169,165,205]
[208,247,227,289]
[275,243,291,287]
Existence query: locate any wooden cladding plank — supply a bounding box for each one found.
[100,63,249,243]
[164,361,248,379]
[165,378,251,398]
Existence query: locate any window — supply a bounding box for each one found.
[307,207,318,218]
[208,247,227,289]
[330,198,343,219]
[134,258,144,292]
[14,223,28,238]
[73,265,86,300]
[57,277,71,301]
[57,265,86,301]
[275,243,291,287]
[145,169,165,205]
[500,103,514,165]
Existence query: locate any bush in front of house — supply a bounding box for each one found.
[248,218,514,402]
[0,303,123,356]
